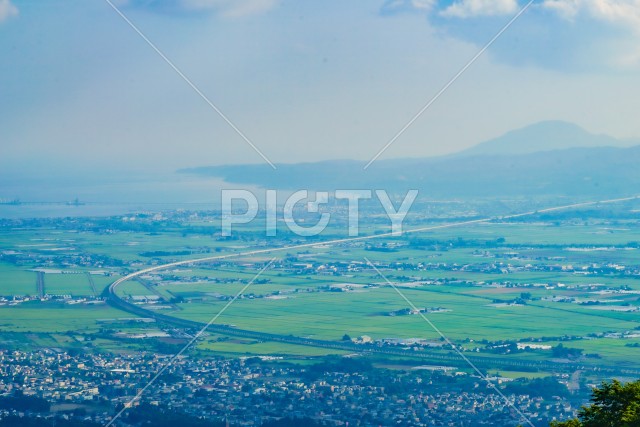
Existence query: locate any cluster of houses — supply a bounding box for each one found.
[0,349,578,426]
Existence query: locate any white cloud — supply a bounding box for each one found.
[542,0,640,67]
[426,0,640,69]
[180,0,278,17]
[543,0,640,28]
[380,0,437,15]
[541,0,580,18]
[119,0,278,17]
[440,0,519,18]
[0,0,18,23]
[408,0,437,11]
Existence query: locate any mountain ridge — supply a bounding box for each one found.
[456,120,631,157]
[179,121,640,198]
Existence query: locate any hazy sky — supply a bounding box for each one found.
[2,0,640,174]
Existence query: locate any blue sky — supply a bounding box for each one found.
[2,0,640,175]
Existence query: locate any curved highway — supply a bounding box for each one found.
[106,195,640,375]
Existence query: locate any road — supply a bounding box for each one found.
[86,272,98,297]
[105,255,640,377]
[36,271,45,299]
[104,195,640,376]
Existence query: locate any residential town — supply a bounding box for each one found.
[0,349,578,426]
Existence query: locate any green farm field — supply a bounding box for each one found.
[2,207,640,369]
[0,302,132,333]
[0,263,37,296]
[168,284,639,342]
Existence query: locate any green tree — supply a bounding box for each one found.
[551,379,640,426]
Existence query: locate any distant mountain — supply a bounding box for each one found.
[457,121,628,157]
[180,121,640,198]
[180,145,640,198]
